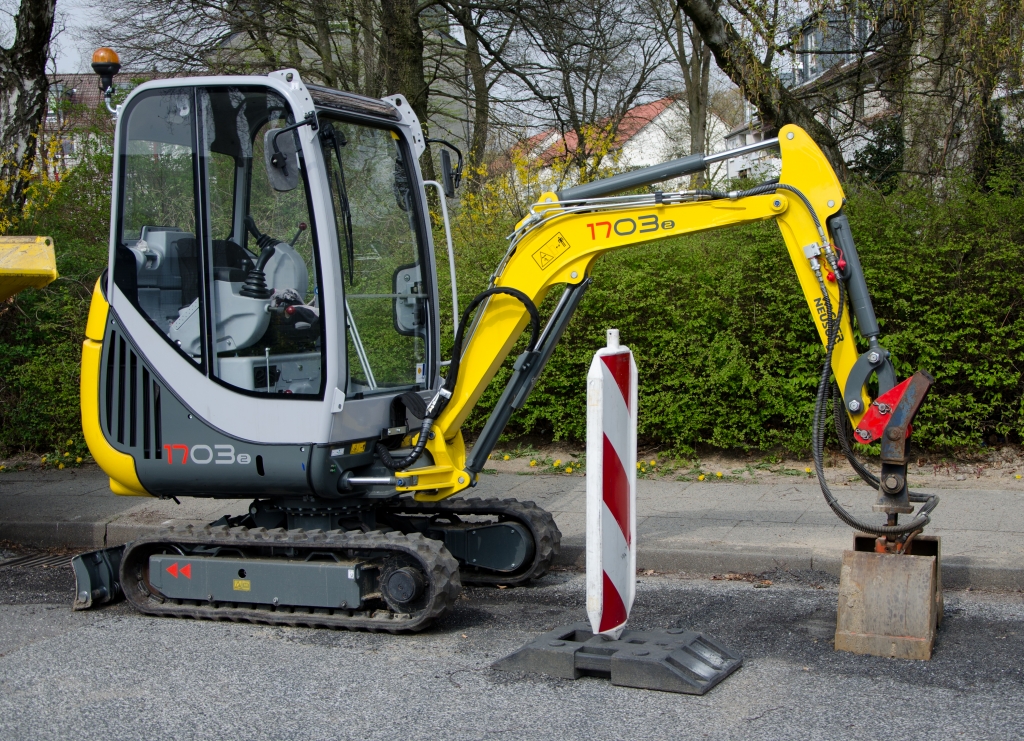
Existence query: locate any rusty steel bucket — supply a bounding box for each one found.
[835,534,942,661]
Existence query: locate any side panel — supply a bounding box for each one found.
[95,311,314,497]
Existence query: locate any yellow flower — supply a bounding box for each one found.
[64,452,70,457]
[40,456,47,463]
[716,471,723,478]
[565,467,573,474]
[75,457,83,463]
[805,467,812,473]
[503,454,510,461]
[0,465,6,471]
[650,459,656,466]
[554,459,561,467]
[58,463,65,470]
[1017,475,1022,480]
[636,462,642,470]
[67,439,74,446]
[529,460,537,467]
[698,474,706,481]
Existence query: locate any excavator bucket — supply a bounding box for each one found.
[0,236,57,302]
[835,535,942,660]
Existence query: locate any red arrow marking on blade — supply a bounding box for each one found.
[166,562,179,578]
[180,563,192,579]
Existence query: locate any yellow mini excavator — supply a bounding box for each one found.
[72,58,937,631]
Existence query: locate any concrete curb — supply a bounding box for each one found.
[6,519,1021,592]
[554,544,1024,591]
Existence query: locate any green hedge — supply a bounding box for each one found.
[2,156,1021,456]
[0,153,111,455]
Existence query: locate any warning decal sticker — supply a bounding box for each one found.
[233,579,251,591]
[532,232,571,270]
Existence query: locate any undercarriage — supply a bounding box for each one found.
[73,495,561,631]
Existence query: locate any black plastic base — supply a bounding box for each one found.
[492,622,742,694]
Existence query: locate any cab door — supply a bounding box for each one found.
[318,114,438,445]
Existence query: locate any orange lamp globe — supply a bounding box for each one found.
[91,48,121,92]
[92,47,120,65]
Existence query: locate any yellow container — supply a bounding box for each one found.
[0,236,57,302]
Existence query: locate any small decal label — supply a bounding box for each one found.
[233,579,251,592]
[163,444,252,465]
[350,441,366,454]
[532,232,571,270]
[330,447,346,458]
[165,562,191,579]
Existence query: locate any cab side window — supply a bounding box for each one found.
[117,88,204,367]
[199,87,325,398]
[321,120,428,393]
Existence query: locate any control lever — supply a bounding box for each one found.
[240,216,277,299]
[288,222,307,246]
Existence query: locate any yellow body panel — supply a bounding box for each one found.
[80,280,151,497]
[400,125,871,499]
[0,236,57,302]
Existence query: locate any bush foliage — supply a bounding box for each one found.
[2,148,1021,456]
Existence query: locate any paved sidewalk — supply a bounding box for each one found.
[2,466,1022,589]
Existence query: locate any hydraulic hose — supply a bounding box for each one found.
[811,270,937,537]
[376,286,540,472]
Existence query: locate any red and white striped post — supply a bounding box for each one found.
[586,328,638,639]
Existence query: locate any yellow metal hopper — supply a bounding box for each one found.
[0,236,57,302]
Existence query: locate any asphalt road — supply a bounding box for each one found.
[0,561,1022,741]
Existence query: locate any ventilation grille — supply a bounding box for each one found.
[103,328,162,459]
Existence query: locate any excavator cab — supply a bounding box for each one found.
[85,72,448,500]
[76,69,557,626]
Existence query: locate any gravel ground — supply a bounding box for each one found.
[0,561,1021,741]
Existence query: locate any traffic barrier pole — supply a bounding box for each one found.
[586,328,637,639]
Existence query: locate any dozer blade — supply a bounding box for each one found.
[0,236,57,302]
[72,545,126,610]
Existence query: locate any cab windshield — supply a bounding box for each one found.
[319,119,428,394]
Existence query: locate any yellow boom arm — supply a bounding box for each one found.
[404,125,866,500]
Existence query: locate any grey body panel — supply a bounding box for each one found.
[99,312,313,497]
[149,554,367,608]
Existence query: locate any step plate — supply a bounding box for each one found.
[149,555,368,609]
[493,622,742,694]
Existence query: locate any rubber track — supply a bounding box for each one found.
[120,525,461,633]
[386,497,560,586]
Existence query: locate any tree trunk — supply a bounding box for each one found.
[462,18,490,189]
[311,0,338,88]
[675,0,847,174]
[380,0,433,179]
[0,0,57,225]
[687,39,711,156]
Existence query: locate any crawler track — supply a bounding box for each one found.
[120,524,461,632]
[384,497,560,586]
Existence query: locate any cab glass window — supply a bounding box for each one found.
[320,120,428,394]
[198,87,325,398]
[116,88,204,368]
